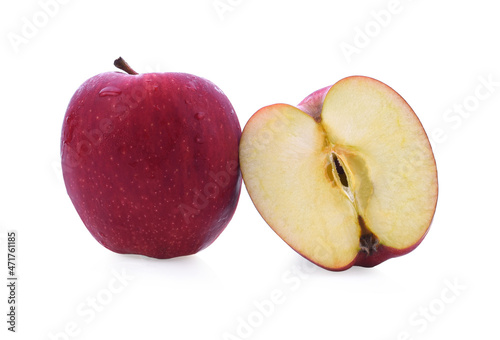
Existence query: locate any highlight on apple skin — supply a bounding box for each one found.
[239,76,438,271]
[61,58,242,259]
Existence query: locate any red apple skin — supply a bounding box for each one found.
[296,85,332,121]
[276,200,433,271]
[61,70,241,259]
[299,245,415,271]
[353,225,432,268]
[270,227,430,271]
[353,244,416,268]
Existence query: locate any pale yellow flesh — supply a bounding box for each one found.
[240,105,361,268]
[239,77,438,269]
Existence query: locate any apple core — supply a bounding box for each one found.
[240,76,438,270]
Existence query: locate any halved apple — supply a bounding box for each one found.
[239,76,438,271]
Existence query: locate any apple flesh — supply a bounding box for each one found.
[61,58,241,259]
[239,76,438,270]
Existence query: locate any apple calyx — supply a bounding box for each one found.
[358,216,379,255]
[113,57,139,75]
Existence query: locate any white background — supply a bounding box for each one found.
[1,0,499,339]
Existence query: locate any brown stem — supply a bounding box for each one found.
[114,57,138,75]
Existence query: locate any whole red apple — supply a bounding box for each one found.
[61,58,242,259]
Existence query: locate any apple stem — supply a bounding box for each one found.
[114,57,139,75]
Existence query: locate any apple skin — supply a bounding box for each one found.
[295,80,437,270]
[61,69,241,259]
[312,235,428,271]
[296,85,332,121]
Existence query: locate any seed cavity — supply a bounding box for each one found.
[328,153,354,202]
[333,155,349,187]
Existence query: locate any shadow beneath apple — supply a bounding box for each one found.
[105,252,222,290]
[286,254,391,282]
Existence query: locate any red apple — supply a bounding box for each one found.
[239,76,438,271]
[61,58,242,259]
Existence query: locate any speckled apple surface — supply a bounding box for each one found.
[61,68,241,258]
